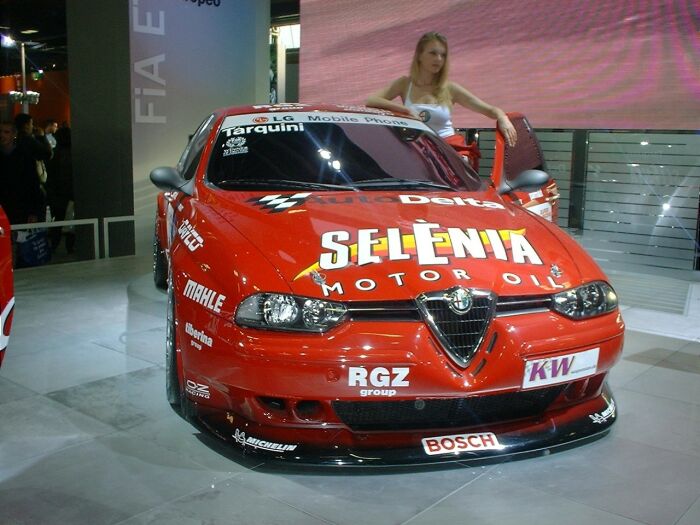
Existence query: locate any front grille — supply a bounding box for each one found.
[417,288,496,367]
[333,385,565,431]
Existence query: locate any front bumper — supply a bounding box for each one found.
[189,381,617,466]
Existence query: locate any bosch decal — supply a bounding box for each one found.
[422,432,503,455]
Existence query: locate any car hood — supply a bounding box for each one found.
[209,190,588,300]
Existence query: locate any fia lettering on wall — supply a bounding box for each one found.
[132,0,166,124]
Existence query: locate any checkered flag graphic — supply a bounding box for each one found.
[248,192,312,213]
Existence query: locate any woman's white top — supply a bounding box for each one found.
[404,81,455,138]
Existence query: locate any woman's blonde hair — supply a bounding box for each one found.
[410,32,451,107]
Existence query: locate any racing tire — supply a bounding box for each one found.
[153,227,168,290]
[165,282,182,408]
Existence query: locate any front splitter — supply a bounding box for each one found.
[188,387,617,467]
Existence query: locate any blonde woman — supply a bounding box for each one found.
[366,32,517,148]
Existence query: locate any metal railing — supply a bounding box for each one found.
[10,216,135,261]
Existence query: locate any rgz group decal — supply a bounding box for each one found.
[348,366,410,397]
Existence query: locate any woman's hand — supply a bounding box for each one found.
[497,115,517,147]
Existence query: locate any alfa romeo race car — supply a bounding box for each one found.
[151,104,624,465]
[0,206,14,368]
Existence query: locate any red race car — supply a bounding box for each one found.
[0,206,15,368]
[151,104,624,465]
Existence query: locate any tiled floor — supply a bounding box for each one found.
[1,256,699,525]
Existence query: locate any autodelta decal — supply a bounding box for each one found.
[422,432,503,455]
[522,347,599,389]
[292,224,561,296]
[247,193,504,214]
[177,219,203,251]
[348,366,410,397]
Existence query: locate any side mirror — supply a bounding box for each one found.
[497,169,550,195]
[149,167,193,195]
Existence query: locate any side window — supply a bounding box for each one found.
[177,114,217,180]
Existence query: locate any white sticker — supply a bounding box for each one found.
[422,432,503,455]
[523,348,599,389]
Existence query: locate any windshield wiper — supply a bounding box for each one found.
[350,178,457,191]
[215,179,359,191]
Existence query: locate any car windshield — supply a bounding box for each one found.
[207,112,484,191]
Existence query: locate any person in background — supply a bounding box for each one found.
[44,118,59,151]
[47,127,74,253]
[0,119,49,267]
[0,119,45,225]
[366,31,517,152]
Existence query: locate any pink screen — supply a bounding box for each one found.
[299,0,699,130]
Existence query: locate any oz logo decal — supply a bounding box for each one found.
[185,380,210,399]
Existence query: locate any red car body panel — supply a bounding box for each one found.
[153,104,624,465]
[0,207,15,367]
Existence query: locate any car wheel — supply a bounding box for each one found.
[165,277,197,419]
[153,226,168,290]
[165,282,182,407]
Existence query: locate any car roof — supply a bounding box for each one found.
[215,103,420,121]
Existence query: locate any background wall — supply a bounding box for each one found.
[299,0,699,130]
[67,0,134,257]
[129,0,270,255]
[67,0,270,258]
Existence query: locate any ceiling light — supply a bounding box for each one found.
[21,29,39,35]
[1,35,16,47]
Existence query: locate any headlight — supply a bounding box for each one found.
[235,293,347,332]
[551,281,618,319]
